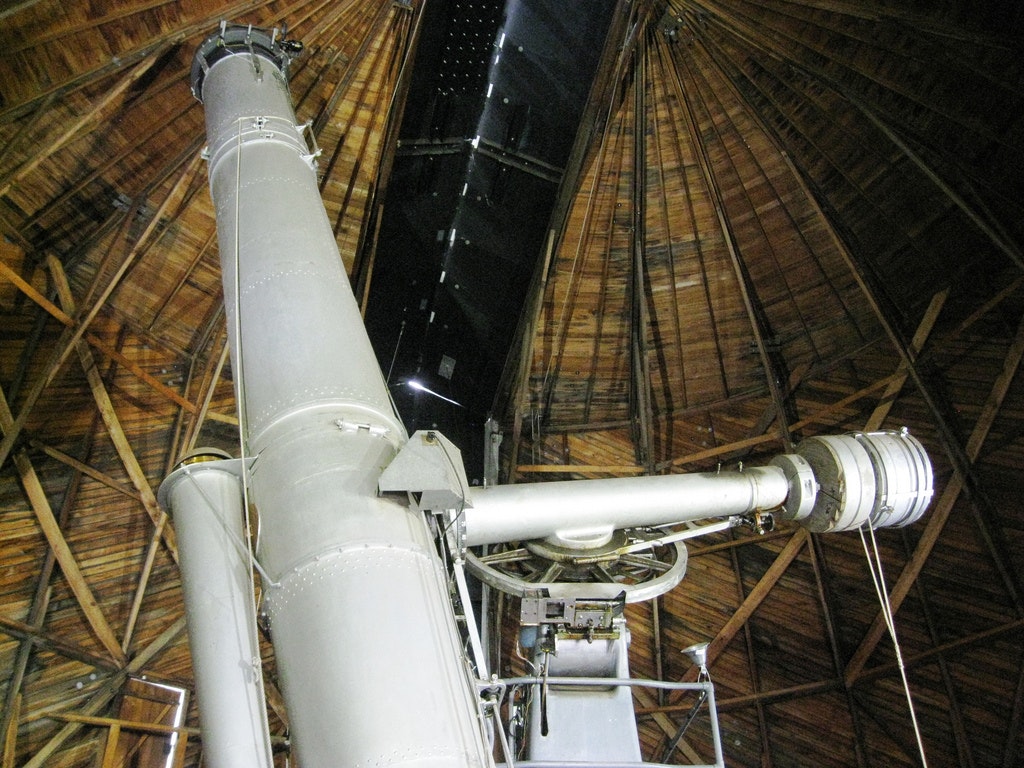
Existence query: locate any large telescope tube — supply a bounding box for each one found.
[188,25,490,768]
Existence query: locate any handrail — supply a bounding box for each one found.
[478,676,725,768]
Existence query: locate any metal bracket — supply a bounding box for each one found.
[378,429,471,513]
[520,594,625,632]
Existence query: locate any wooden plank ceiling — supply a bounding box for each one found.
[1,0,1022,766]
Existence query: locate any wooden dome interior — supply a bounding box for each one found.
[1,1,1022,766]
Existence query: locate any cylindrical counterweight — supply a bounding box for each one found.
[460,430,933,546]
[464,467,790,547]
[190,25,490,768]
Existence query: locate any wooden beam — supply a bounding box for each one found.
[0,256,73,324]
[696,530,808,679]
[718,678,841,712]
[29,440,141,501]
[45,257,178,563]
[310,0,400,137]
[808,535,870,767]
[789,373,902,432]
[9,450,127,663]
[907,540,977,768]
[688,529,792,557]
[0,384,126,663]
[649,38,732,408]
[637,678,840,715]
[665,433,781,469]
[177,329,232,459]
[0,47,170,198]
[945,277,1024,343]
[858,618,1024,684]
[0,248,223,419]
[852,96,1023,271]
[632,687,704,764]
[147,229,216,332]
[516,463,646,474]
[99,722,120,768]
[629,38,656,470]
[1002,655,1024,768]
[845,311,1024,683]
[121,511,170,652]
[0,146,203,471]
[669,38,794,452]
[22,617,186,768]
[86,334,202,416]
[729,536,774,764]
[651,596,665,705]
[29,712,199,737]
[1,694,18,768]
[661,529,810,721]
[531,18,636,446]
[864,288,948,431]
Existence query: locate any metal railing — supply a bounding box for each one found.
[478,676,725,768]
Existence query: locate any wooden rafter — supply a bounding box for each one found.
[686,0,1008,147]
[629,37,657,469]
[1004,661,1024,768]
[1,250,210,418]
[903,529,977,767]
[22,617,186,768]
[0,147,203,470]
[680,34,851,370]
[0,384,126,664]
[864,289,948,430]
[0,0,282,123]
[0,612,121,674]
[0,343,122,747]
[311,0,398,140]
[176,331,231,459]
[632,686,704,763]
[690,530,808,681]
[0,47,171,199]
[46,256,179,563]
[689,6,939,280]
[327,7,406,240]
[851,98,1023,271]
[728,540,774,765]
[1,693,18,768]
[669,38,795,451]
[0,91,55,173]
[845,309,1024,683]
[807,536,870,766]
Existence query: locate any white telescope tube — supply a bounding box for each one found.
[190,25,490,768]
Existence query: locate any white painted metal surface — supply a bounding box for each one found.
[462,467,789,547]
[178,24,935,768]
[527,630,643,764]
[160,456,274,768]
[190,27,491,768]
